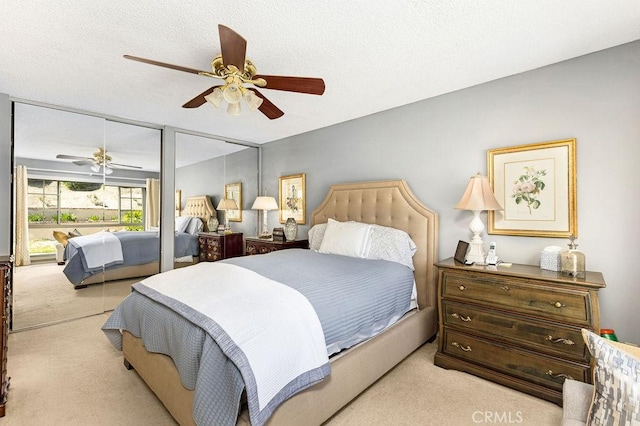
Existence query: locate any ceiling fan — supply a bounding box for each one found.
[124,24,325,120]
[56,148,142,175]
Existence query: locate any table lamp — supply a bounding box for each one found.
[251,196,278,239]
[454,173,503,263]
[216,198,238,233]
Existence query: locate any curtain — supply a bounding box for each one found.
[15,165,30,266]
[145,178,160,230]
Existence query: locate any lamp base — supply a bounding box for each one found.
[465,240,486,263]
[258,231,272,239]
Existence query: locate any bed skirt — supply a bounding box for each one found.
[122,306,436,425]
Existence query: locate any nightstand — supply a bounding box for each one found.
[245,238,309,255]
[198,232,243,262]
[434,257,606,405]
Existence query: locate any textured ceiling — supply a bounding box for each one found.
[2,1,640,152]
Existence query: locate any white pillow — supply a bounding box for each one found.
[367,224,418,270]
[185,217,203,235]
[318,219,373,258]
[175,216,191,233]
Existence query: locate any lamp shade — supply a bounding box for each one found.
[251,196,278,210]
[455,174,503,211]
[216,198,238,211]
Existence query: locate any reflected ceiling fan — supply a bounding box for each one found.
[56,148,142,175]
[124,24,325,120]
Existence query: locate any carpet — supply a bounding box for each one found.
[4,313,563,425]
[12,262,137,330]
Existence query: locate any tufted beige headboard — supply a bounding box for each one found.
[310,180,439,309]
[182,195,217,231]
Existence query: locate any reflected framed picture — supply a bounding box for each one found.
[279,173,306,224]
[225,182,242,222]
[488,138,577,238]
[175,190,181,217]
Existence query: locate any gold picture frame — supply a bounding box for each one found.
[175,190,181,217]
[488,138,577,238]
[224,182,242,222]
[279,173,306,224]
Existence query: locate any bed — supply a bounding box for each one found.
[63,195,216,288]
[104,180,438,425]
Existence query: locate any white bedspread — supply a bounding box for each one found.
[72,230,123,269]
[138,262,329,414]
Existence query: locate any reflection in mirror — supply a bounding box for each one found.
[175,133,259,255]
[12,103,161,330]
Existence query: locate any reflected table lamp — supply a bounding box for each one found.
[216,198,238,233]
[454,173,503,263]
[251,196,278,239]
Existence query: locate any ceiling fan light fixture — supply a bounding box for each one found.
[204,88,224,108]
[104,166,113,175]
[90,164,100,173]
[222,83,242,104]
[227,102,242,115]
[244,90,263,111]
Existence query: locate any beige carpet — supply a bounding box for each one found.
[2,313,563,425]
[12,262,138,330]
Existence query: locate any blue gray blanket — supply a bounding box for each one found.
[102,249,415,425]
[63,231,198,285]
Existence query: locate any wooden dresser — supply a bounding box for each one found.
[434,257,606,405]
[198,232,243,262]
[245,238,309,255]
[0,256,11,417]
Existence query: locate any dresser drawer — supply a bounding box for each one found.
[442,301,589,361]
[441,329,589,391]
[441,272,592,325]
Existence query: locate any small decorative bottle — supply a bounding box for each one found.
[560,234,586,278]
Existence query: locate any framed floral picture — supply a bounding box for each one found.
[225,182,242,222]
[488,138,577,238]
[279,173,306,224]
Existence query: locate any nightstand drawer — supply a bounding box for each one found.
[442,301,589,361]
[441,329,589,391]
[441,272,592,325]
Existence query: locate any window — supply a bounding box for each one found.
[27,179,144,228]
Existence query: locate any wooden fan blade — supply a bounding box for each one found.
[254,75,325,95]
[218,25,247,72]
[253,89,284,120]
[123,55,209,75]
[56,154,89,160]
[182,86,223,108]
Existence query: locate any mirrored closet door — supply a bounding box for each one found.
[12,103,160,330]
[174,132,259,247]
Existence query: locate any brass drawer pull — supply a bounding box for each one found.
[545,335,575,345]
[546,370,574,380]
[500,285,511,292]
[451,313,472,322]
[452,342,472,352]
[458,285,466,291]
[551,301,566,309]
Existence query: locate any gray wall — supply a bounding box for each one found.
[261,40,640,343]
[176,147,260,237]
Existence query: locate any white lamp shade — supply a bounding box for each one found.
[251,196,278,210]
[204,88,224,108]
[244,90,264,111]
[226,102,241,115]
[104,166,113,175]
[222,84,242,104]
[455,174,502,211]
[216,198,238,211]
